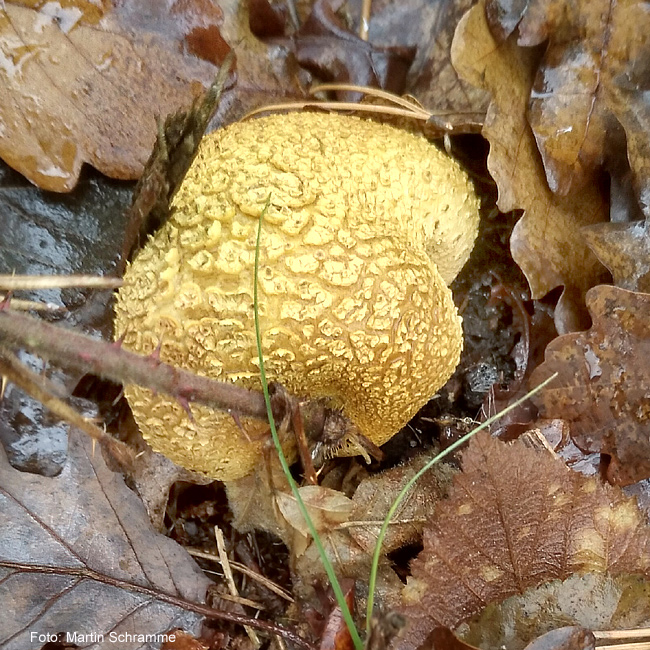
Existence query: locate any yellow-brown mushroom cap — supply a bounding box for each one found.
[114,112,479,480]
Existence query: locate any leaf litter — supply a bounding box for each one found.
[484,0,650,203]
[0,1,215,192]
[0,429,210,649]
[396,432,650,650]
[3,0,650,647]
[451,0,609,333]
[530,285,650,487]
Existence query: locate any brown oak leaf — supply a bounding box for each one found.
[395,431,650,650]
[292,0,416,99]
[451,0,608,333]
[485,0,650,202]
[0,1,216,191]
[530,284,650,486]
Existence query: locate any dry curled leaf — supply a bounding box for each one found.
[485,0,650,201]
[278,485,355,556]
[396,431,650,650]
[348,454,455,555]
[451,1,608,332]
[293,455,455,613]
[0,1,216,191]
[530,284,650,486]
[0,429,210,647]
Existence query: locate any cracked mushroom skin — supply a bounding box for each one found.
[114,112,479,481]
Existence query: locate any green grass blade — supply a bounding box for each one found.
[254,198,364,650]
[365,371,559,636]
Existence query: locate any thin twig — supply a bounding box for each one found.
[0,560,314,650]
[0,308,270,421]
[595,630,650,640]
[215,526,260,648]
[0,294,65,312]
[217,592,264,609]
[0,308,343,476]
[0,275,122,290]
[187,549,294,602]
[335,517,427,530]
[310,83,429,116]
[359,0,371,40]
[242,101,432,121]
[285,0,300,30]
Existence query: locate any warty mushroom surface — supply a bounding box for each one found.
[114,111,480,480]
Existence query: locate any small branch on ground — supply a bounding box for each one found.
[0,308,338,462]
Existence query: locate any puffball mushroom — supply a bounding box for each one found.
[114,112,479,481]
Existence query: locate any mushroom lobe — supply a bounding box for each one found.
[114,112,479,480]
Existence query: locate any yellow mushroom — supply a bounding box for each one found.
[114,112,479,481]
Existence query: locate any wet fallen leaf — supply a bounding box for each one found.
[451,1,608,333]
[213,0,309,123]
[531,419,601,477]
[582,220,650,293]
[485,0,650,201]
[396,431,650,650]
[530,284,650,486]
[0,1,216,191]
[0,428,210,647]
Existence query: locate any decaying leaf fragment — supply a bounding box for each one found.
[229,453,454,613]
[530,284,650,486]
[346,453,455,555]
[451,0,608,333]
[459,573,650,650]
[583,220,650,293]
[351,0,489,132]
[396,431,650,650]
